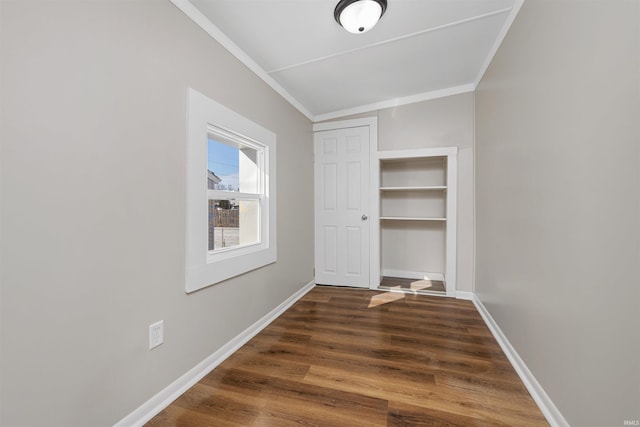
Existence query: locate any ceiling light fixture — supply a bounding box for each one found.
[334,0,387,34]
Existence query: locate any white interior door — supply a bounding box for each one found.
[314,126,370,288]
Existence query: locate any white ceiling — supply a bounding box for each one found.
[171,0,523,121]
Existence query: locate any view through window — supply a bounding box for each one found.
[207,135,262,252]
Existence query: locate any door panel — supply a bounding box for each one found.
[314,126,370,288]
[346,161,361,210]
[346,226,361,276]
[323,226,337,273]
[321,163,337,210]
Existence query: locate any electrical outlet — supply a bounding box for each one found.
[149,320,164,350]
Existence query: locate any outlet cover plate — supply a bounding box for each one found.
[149,320,164,350]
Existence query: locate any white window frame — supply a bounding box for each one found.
[186,88,276,293]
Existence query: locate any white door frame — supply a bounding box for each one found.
[313,117,378,289]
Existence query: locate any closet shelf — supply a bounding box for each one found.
[380,216,447,221]
[380,186,446,191]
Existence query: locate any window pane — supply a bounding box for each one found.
[208,199,260,251]
[207,137,259,193]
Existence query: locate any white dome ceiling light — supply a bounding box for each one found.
[334,0,388,34]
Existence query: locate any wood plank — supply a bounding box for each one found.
[200,367,388,426]
[387,401,508,427]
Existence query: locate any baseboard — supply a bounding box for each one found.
[472,295,569,427]
[381,269,470,299]
[455,291,474,300]
[114,280,316,427]
[382,269,445,282]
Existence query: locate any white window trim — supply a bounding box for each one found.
[186,88,276,293]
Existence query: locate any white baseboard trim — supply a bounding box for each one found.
[114,280,316,427]
[472,295,569,427]
[382,269,471,299]
[382,268,444,281]
[455,291,474,300]
[382,269,445,282]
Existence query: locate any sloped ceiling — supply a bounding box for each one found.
[171,0,523,121]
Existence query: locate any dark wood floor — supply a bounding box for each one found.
[146,286,548,426]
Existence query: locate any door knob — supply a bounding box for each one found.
[361,214,368,221]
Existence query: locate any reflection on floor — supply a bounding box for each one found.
[379,276,446,293]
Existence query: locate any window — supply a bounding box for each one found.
[186,89,276,293]
[207,132,262,252]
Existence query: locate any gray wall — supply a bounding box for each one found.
[0,1,313,426]
[475,1,639,426]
